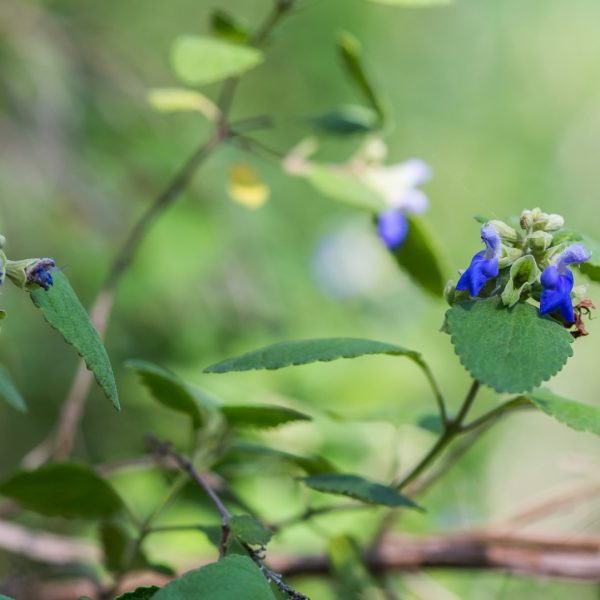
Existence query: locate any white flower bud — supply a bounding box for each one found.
[528,230,553,252]
[488,220,519,242]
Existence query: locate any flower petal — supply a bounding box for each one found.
[377,210,409,250]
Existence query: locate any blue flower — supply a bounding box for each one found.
[456,224,502,297]
[27,258,56,291]
[540,243,591,323]
[371,159,432,250]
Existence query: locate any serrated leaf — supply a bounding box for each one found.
[228,163,270,209]
[171,35,264,86]
[153,555,276,600]
[115,587,160,600]
[205,338,420,373]
[229,515,272,547]
[446,298,573,393]
[366,0,452,5]
[127,360,210,428]
[309,105,378,135]
[0,463,123,519]
[391,215,449,296]
[211,10,249,43]
[222,405,311,429]
[302,474,422,509]
[222,441,336,475]
[30,270,119,409]
[337,32,384,122]
[147,88,219,120]
[0,365,26,412]
[525,389,600,436]
[303,163,385,211]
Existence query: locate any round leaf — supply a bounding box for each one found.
[446,298,573,393]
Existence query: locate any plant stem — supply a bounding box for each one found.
[415,357,448,425]
[459,396,531,433]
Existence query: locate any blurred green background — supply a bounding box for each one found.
[1,0,600,598]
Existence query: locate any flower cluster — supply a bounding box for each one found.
[449,208,594,330]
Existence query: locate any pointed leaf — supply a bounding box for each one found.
[302,474,422,509]
[446,298,573,393]
[127,360,211,428]
[171,35,263,86]
[229,515,272,547]
[0,463,123,519]
[205,338,420,373]
[391,214,449,296]
[147,88,219,120]
[211,10,249,43]
[337,32,384,121]
[0,365,26,412]
[525,389,600,436]
[222,405,311,429]
[30,270,119,409]
[153,555,276,600]
[309,105,378,135]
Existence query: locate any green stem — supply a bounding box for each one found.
[415,357,448,425]
[459,395,531,433]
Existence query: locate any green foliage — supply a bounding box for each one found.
[303,164,385,211]
[222,404,311,429]
[302,474,422,508]
[211,9,250,43]
[0,365,26,412]
[205,337,420,373]
[171,35,264,86]
[152,555,276,600]
[0,463,123,519]
[337,31,385,122]
[446,298,573,393]
[229,514,273,547]
[30,270,119,409]
[221,441,337,475]
[115,587,160,600]
[391,215,449,296]
[309,105,379,135]
[416,413,443,434]
[525,389,600,436]
[127,359,215,428]
[366,0,451,5]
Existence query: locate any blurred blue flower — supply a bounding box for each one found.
[540,243,591,322]
[370,159,432,250]
[27,258,56,291]
[456,224,502,297]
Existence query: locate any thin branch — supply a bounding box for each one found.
[414,357,448,425]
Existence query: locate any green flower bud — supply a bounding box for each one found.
[444,280,456,306]
[5,258,39,289]
[498,246,522,269]
[488,220,519,242]
[520,208,542,230]
[540,213,564,232]
[501,255,540,307]
[528,230,553,252]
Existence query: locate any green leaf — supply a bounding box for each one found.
[0,596,15,600]
[303,163,385,211]
[222,404,311,429]
[222,441,336,475]
[205,337,420,373]
[153,555,276,600]
[211,10,250,43]
[147,88,219,120]
[366,0,452,5]
[229,515,273,547]
[302,474,422,509]
[0,365,26,412]
[309,105,378,135]
[127,360,214,429]
[0,463,123,519]
[30,270,119,409]
[391,215,449,296]
[416,413,443,435]
[446,298,573,393]
[171,35,264,86]
[337,32,384,122]
[100,520,152,573]
[115,587,160,600]
[525,389,600,436]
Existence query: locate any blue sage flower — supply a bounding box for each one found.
[26,258,56,291]
[456,224,502,297]
[540,244,591,323]
[372,159,432,250]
